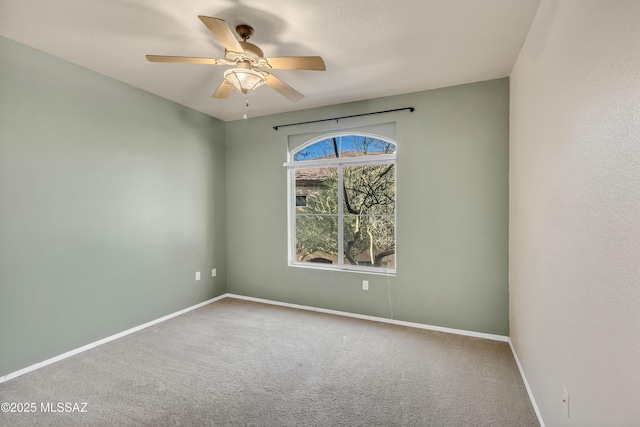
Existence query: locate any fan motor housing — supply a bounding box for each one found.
[225,41,263,64]
[239,41,263,58]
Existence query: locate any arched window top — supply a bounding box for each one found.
[292,134,396,162]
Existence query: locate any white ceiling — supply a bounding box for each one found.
[0,0,540,122]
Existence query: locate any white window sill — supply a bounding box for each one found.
[289,262,396,276]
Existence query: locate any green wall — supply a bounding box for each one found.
[0,34,510,378]
[225,78,510,335]
[0,37,227,377]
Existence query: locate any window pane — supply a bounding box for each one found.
[295,166,339,265]
[296,215,338,264]
[343,215,395,268]
[339,135,396,157]
[294,139,338,161]
[343,164,395,216]
[294,136,397,161]
[342,162,395,269]
[295,167,337,214]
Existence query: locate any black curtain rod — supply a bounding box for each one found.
[272,107,415,131]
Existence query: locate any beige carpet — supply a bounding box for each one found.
[0,298,539,426]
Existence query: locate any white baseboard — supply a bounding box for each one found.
[508,339,546,427]
[225,293,509,342]
[0,294,227,384]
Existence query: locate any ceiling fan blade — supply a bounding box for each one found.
[198,16,244,53]
[212,80,234,99]
[146,55,225,65]
[264,73,304,102]
[264,56,326,71]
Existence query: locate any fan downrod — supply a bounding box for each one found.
[236,24,254,41]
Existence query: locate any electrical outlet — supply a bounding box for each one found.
[212,268,217,277]
[362,280,369,291]
[195,271,201,281]
[562,386,570,418]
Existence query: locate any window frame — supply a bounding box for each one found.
[285,132,397,275]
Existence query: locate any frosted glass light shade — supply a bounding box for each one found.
[223,68,266,94]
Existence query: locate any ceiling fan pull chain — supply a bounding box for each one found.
[243,98,250,119]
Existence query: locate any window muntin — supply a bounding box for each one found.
[287,134,396,273]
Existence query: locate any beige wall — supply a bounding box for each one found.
[509,1,640,425]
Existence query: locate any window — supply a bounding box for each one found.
[285,134,396,273]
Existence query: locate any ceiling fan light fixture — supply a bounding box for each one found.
[223,68,266,95]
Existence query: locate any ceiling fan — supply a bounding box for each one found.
[146,16,326,102]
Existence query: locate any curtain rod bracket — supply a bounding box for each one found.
[273,107,414,131]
